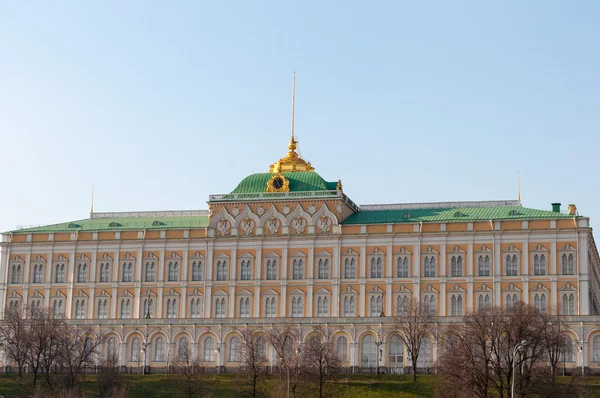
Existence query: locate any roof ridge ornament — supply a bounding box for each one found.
[268,72,315,173]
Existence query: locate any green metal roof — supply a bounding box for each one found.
[342,206,578,225]
[9,216,209,234]
[231,172,338,194]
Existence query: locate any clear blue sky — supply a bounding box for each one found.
[1,1,599,232]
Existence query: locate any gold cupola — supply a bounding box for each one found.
[268,72,314,173]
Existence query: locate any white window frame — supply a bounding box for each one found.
[395,247,411,278]
[504,245,521,276]
[315,289,331,317]
[342,249,358,279]
[215,253,230,281]
[290,252,306,280]
[316,251,332,280]
[421,247,438,278]
[190,252,205,281]
[448,246,465,277]
[166,253,181,282]
[531,244,548,276]
[369,248,385,278]
[9,257,24,284]
[559,244,576,275]
[264,252,280,281]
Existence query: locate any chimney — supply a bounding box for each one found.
[551,203,561,213]
[568,204,577,215]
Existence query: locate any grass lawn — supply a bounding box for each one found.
[1,374,599,397]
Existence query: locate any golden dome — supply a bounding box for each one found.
[268,136,314,173]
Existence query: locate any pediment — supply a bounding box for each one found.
[54,254,69,262]
[238,289,253,296]
[531,244,548,252]
[421,285,439,293]
[263,289,280,296]
[342,248,359,257]
[10,256,24,264]
[166,252,182,260]
[77,254,91,262]
[289,288,306,296]
[368,286,385,294]
[213,289,229,297]
[215,252,230,260]
[290,251,306,258]
[164,288,180,297]
[395,247,412,255]
[559,283,577,292]
[30,291,44,298]
[448,284,466,293]
[532,283,549,292]
[448,246,466,254]
[119,290,134,297]
[264,251,280,259]
[394,285,411,293]
[52,290,66,298]
[142,289,157,298]
[188,288,204,296]
[315,288,331,295]
[475,284,493,292]
[238,252,254,259]
[144,253,159,260]
[341,286,358,294]
[189,251,205,260]
[32,254,46,263]
[560,243,576,252]
[422,246,438,255]
[369,248,385,256]
[316,250,332,258]
[503,283,522,293]
[99,253,113,261]
[74,289,88,298]
[8,291,22,298]
[476,245,493,253]
[120,253,135,260]
[96,289,111,297]
[503,245,521,253]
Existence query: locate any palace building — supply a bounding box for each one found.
[1,132,600,373]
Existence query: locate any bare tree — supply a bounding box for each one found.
[302,326,340,398]
[239,328,269,398]
[393,297,435,382]
[55,326,104,393]
[539,309,569,380]
[268,325,305,398]
[170,339,206,398]
[0,304,30,379]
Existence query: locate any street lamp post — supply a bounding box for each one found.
[511,340,528,398]
[375,333,383,375]
[215,346,221,373]
[280,356,290,398]
[579,346,584,376]
[145,291,152,319]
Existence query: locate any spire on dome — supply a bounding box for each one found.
[268,72,315,173]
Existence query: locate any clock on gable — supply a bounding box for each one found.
[266,173,290,193]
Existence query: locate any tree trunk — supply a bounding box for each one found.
[412,359,417,382]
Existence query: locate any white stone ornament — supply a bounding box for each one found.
[257,206,265,216]
[282,205,291,215]
[265,218,280,234]
[291,217,307,234]
[316,216,332,233]
[308,205,316,215]
[216,219,231,236]
[240,218,255,236]
[336,204,343,213]
[231,207,240,217]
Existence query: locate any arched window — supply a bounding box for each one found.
[451,296,463,316]
[291,297,303,317]
[592,335,600,363]
[178,336,189,361]
[167,299,177,318]
[388,335,404,372]
[215,298,226,318]
[361,335,376,368]
[191,260,203,281]
[335,336,348,362]
[240,298,251,318]
[344,258,356,278]
[506,255,518,276]
[78,263,88,283]
[423,256,436,277]
[32,264,43,283]
[371,257,383,278]
[145,261,155,282]
[266,260,277,280]
[154,337,165,362]
[216,261,227,281]
[397,257,409,278]
[451,256,463,277]
[318,259,330,279]
[255,336,267,362]
[229,336,241,362]
[203,337,215,362]
[292,259,304,280]
[561,335,574,363]
[343,296,356,317]
[107,337,118,362]
[75,299,86,319]
[417,338,432,368]
[55,264,66,283]
[534,293,547,313]
[370,295,383,317]
[534,254,546,275]
[168,261,179,281]
[11,264,22,284]
[317,297,329,317]
[241,260,251,280]
[99,262,111,282]
[562,293,576,315]
[121,262,132,282]
[562,254,575,275]
[131,337,141,363]
[120,299,131,318]
[266,297,277,317]
[143,298,154,318]
[53,299,64,318]
[478,255,491,276]
[190,297,202,318]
